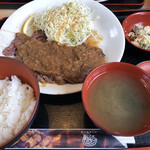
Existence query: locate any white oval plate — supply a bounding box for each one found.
[0,0,125,95]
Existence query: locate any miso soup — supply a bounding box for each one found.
[87,71,150,134]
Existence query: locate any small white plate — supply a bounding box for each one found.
[0,0,125,95]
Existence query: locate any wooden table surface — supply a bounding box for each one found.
[0,0,150,18]
[142,0,150,9]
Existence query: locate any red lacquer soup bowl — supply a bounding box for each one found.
[82,62,150,136]
[137,61,150,74]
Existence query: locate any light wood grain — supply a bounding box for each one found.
[142,0,150,9]
[0,0,150,19]
[0,9,15,18]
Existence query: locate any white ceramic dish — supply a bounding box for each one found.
[0,0,125,95]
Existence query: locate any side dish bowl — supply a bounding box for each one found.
[0,57,40,149]
[122,11,150,52]
[82,62,150,136]
[137,61,150,74]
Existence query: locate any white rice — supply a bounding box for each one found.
[0,75,36,146]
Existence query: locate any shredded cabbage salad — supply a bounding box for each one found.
[34,1,94,46]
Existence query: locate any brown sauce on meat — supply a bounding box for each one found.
[86,35,103,48]
[86,31,103,48]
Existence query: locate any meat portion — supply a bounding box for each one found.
[2,33,30,56]
[3,31,106,84]
[32,30,47,42]
[2,41,16,56]
[2,30,46,56]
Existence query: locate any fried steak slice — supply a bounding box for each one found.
[3,31,106,84]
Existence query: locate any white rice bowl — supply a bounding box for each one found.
[0,75,36,146]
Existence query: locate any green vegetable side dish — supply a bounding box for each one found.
[128,25,150,50]
[34,1,96,46]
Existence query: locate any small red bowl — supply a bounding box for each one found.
[82,62,150,136]
[137,61,150,74]
[0,57,40,149]
[122,11,150,52]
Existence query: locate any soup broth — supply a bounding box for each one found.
[87,71,150,134]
